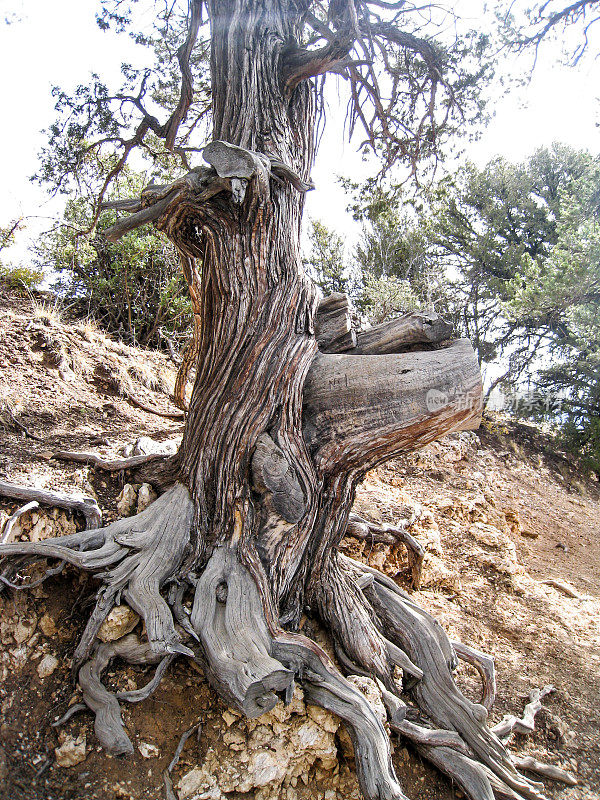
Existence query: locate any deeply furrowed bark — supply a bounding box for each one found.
[0,4,569,800]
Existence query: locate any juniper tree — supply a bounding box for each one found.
[0,3,565,799]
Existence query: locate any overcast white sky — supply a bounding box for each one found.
[0,1,598,263]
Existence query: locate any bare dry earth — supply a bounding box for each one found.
[0,287,599,800]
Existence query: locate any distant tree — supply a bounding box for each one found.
[428,145,596,369]
[341,182,454,322]
[428,144,600,468]
[35,171,191,350]
[303,219,358,298]
[0,218,42,290]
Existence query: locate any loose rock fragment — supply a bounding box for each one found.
[37,653,59,678]
[97,605,140,642]
[117,484,138,518]
[137,483,158,513]
[139,741,160,758]
[55,734,87,768]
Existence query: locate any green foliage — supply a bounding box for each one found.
[360,274,421,325]
[304,220,360,300]
[35,170,192,349]
[428,144,600,472]
[0,219,42,290]
[0,264,43,290]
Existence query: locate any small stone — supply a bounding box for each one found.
[37,654,59,678]
[55,734,87,768]
[222,710,239,727]
[97,605,140,642]
[13,619,36,644]
[132,436,178,455]
[39,613,57,637]
[138,741,160,758]
[137,483,158,514]
[117,484,138,517]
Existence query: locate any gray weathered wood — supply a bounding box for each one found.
[353,312,453,354]
[252,433,307,523]
[303,339,483,472]
[314,292,357,353]
[190,546,294,717]
[452,641,497,712]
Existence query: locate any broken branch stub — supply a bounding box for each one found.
[190,546,294,718]
[302,339,483,473]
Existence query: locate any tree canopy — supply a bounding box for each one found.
[36,0,493,221]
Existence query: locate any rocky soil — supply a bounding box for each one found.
[0,287,599,800]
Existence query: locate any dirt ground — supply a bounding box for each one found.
[0,287,599,800]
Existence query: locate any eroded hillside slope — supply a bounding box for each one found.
[0,288,598,800]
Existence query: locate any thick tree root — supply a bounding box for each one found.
[189,545,295,717]
[273,631,409,800]
[0,483,193,667]
[0,490,574,800]
[0,479,102,529]
[324,555,552,800]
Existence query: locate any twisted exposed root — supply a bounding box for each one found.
[309,555,421,696]
[189,545,294,717]
[318,555,552,800]
[453,641,497,712]
[78,634,169,755]
[1,483,195,756]
[0,479,102,529]
[273,631,409,800]
[346,513,425,590]
[0,483,194,663]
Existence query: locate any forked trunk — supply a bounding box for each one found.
[3,4,564,800]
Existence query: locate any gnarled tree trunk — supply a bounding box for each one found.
[0,4,563,800]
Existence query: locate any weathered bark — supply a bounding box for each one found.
[303,339,483,472]
[0,4,563,800]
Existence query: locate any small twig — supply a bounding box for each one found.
[1,501,39,544]
[541,578,590,600]
[0,402,43,441]
[163,721,202,800]
[0,558,66,591]
[491,686,554,739]
[125,394,185,421]
[168,722,201,773]
[51,703,87,728]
